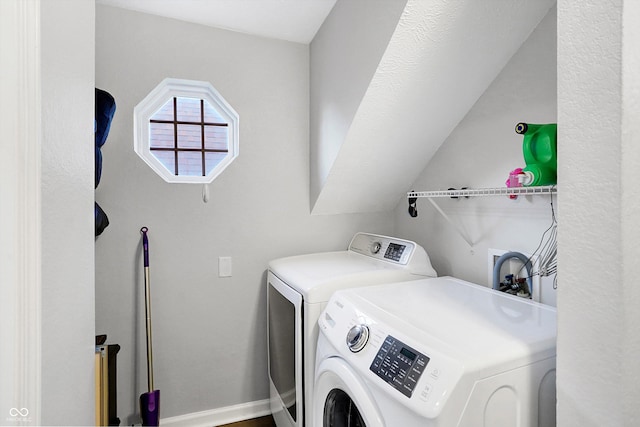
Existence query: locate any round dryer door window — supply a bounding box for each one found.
[314,358,383,427]
[323,389,365,427]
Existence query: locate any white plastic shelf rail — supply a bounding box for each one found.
[407,186,557,247]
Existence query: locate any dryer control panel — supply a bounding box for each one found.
[370,335,430,398]
[347,233,437,277]
[349,233,415,264]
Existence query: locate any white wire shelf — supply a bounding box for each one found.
[406,185,557,247]
[407,185,557,199]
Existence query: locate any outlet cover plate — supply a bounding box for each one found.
[219,256,232,278]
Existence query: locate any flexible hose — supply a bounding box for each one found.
[492,251,533,295]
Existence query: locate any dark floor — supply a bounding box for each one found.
[217,415,276,427]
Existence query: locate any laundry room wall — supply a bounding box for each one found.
[40,1,96,425]
[309,0,407,209]
[557,0,640,424]
[393,7,558,305]
[94,5,392,424]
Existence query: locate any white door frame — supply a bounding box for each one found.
[0,0,42,425]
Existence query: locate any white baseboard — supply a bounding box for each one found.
[160,399,271,427]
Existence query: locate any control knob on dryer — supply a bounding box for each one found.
[346,324,369,353]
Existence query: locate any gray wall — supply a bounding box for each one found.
[393,7,558,306]
[309,0,407,209]
[95,5,391,422]
[41,1,96,424]
[557,0,640,425]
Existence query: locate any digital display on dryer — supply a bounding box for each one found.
[370,335,429,398]
[384,243,406,262]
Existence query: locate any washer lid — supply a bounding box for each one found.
[331,276,557,367]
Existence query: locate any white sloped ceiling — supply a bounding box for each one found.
[310,0,556,215]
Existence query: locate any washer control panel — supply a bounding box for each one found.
[319,290,464,419]
[370,335,430,397]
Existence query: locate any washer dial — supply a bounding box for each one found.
[346,324,370,353]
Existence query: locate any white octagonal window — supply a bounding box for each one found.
[134,78,239,183]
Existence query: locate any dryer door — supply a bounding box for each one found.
[268,272,303,427]
[314,357,384,427]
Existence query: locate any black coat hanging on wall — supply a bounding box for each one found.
[95,88,116,236]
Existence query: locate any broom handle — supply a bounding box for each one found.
[141,227,154,392]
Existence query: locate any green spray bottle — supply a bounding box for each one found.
[515,122,557,186]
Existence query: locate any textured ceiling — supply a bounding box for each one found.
[96,0,337,44]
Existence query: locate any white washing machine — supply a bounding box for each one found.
[315,276,557,427]
[267,233,437,427]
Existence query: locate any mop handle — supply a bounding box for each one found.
[141,227,154,392]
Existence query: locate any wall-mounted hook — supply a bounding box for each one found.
[408,192,418,217]
[202,184,210,203]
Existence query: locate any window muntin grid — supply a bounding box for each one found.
[149,97,229,177]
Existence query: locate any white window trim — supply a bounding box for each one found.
[134,78,239,184]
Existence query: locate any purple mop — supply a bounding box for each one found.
[140,227,160,426]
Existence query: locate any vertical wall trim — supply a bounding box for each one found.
[621,0,640,423]
[0,0,42,424]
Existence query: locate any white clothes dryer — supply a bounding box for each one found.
[315,276,557,427]
[267,233,437,427]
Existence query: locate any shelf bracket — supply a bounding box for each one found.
[425,197,474,247]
